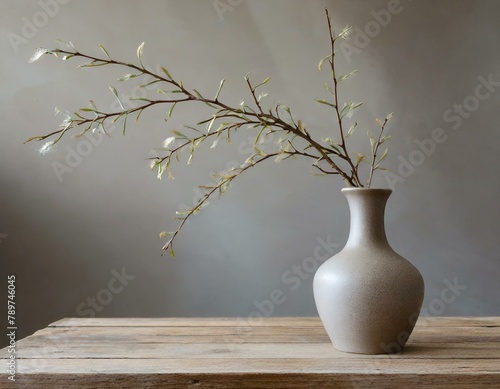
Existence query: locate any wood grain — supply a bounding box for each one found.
[47,316,500,328]
[1,317,499,388]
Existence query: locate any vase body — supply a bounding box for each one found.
[313,188,424,354]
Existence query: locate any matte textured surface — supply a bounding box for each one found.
[314,189,424,353]
[0,317,499,388]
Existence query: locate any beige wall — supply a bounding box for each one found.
[1,0,499,346]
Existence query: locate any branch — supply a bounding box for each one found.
[162,152,280,256]
[34,46,356,184]
[24,98,192,144]
[366,114,392,188]
[27,31,395,257]
[325,9,363,187]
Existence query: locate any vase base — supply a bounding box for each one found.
[332,343,406,355]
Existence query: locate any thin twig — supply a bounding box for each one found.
[366,118,388,188]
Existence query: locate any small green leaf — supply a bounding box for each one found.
[136,42,145,60]
[254,76,270,89]
[161,66,172,79]
[337,25,353,40]
[109,86,118,98]
[122,113,128,135]
[253,126,268,147]
[193,89,204,99]
[165,102,176,122]
[135,109,144,123]
[338,70,358,82]
[340,102,362,119]
[351,102,363,111]
[297,120,307,134]
[117,73,139,82]
[214,79,225,100]
[355,153,366,165]
[159,231,173,238]
[78,60,108,68]
[206,116,216,133]
[198,185,215,190]
[368,132,375,150]
[172,130,187,139]
[99,44,111,59]
[379,148,388,162]
[140,79,161,88]
[109,86,126,110]
[323,137,341,154]
[129,97,151,102]
[346,122,358,138]
[253,146,266,157]
[316,99,336,108]
[318,54,330,71]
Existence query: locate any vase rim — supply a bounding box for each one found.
[341,187,392,194]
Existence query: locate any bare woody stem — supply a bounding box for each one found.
[325,9,363,187]
[25,98,192,143]
[366,118,389,188]
[30,49,356,185]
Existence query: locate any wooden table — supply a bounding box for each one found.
[1,317,499,388]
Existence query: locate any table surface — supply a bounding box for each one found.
[1,316,499,388]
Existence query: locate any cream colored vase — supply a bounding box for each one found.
[313,188,424,354]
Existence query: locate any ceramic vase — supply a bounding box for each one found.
[313,188,425,354]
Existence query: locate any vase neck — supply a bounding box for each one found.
[342,188,392,248]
